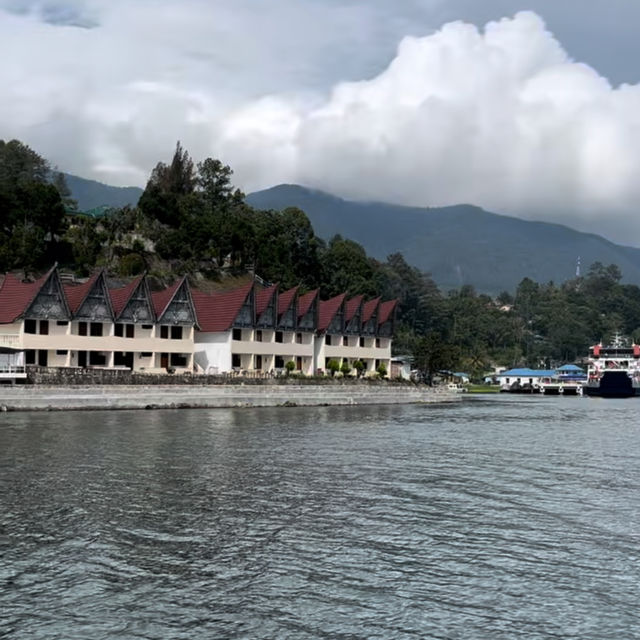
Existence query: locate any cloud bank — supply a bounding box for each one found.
[3,4,640,243]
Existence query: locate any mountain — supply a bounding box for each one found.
[247,184,640,293]
[63,173,143,211]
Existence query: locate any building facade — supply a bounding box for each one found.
[1,266,397,377]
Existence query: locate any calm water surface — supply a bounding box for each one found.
[2,395,640,639]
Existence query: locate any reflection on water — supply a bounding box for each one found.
[2,396,640,639]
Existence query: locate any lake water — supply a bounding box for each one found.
[2,395,640,639]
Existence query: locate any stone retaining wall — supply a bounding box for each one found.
[0,384,460,411]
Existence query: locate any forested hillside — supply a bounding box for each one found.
[247,185,640,294]
[2,138,640,379]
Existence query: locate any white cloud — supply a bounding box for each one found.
[3,4,640,243]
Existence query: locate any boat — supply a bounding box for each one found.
[584,334,640,398]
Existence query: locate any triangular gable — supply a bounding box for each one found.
[233,284,255,328]
[0,270,52,323]
[155,278,197,326]
[318,293,347,334]
[113,276,155,323]
[377,300,398,337]
[278,286,298,330]
[71,271,114,321]
[297,289,318,332]
[362,297,380,336]
[345,295,364,335]
[256,284,278,328]
[24,266,70,321]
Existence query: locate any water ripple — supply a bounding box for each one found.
[2,397,640,638]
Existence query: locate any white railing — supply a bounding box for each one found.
[0,334,21,348]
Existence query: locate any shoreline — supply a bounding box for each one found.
[0,383,461,412]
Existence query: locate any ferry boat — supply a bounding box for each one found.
[585,334,640,398]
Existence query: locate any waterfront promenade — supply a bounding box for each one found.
[0,384,460,411]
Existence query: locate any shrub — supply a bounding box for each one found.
[327,359,340,377]
[340,361,352,376]
[376,362,388,379]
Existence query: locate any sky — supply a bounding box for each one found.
[2,0,640,244]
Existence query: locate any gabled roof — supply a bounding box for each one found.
[278,286,298,317]
[152,277,184,319]
[193,282,253,332]
[297,289,319,318]
[109,275,146,318]
[362,297,381,323]
[256,284,278,317]
[378,300,398,324]
[63,272,100,314]
[345,295,364,322]
[0,266,56,324]
[318,293,347,332]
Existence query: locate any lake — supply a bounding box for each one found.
[2,395,640,639]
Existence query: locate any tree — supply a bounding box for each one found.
[285,360,296,376]
[413,332,460,385]
[376,362,387,378]
[327,359,340,377]
[340,360,352,377]
[353,360,365,378]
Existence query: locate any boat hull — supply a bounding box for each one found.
[584,371,640,398]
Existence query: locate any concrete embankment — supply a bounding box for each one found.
[0,384,460,411]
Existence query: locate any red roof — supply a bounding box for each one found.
[255,284,278,317]
[278,286,298,317]
[152,278,184,319]
[109,275,145,318]
[318,293,347,332]
[192,282,253,332]
[378,300,398,324]
[345,295,364,322]
[297,289,318,319]
[63,272,100,314]
[362,297,381,323]
[0,267,56,324]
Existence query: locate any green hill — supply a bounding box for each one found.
[247,184,640,293]
[64,173,142,211]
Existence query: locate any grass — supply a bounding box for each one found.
[465,384,501,394]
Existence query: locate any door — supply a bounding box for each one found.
[161,353,169,369]
[37,350,48,367]
[78,351,87,367]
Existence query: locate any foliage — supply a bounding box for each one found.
[340,361,352,376]
[285,360,296,375]
[376,362,387,378]
[327,359,340,377]
[353,360,365,378]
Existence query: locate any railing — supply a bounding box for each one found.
[0,334,21,348]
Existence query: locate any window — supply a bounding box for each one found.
[56,320,68,326]
[375,338,381,348]
[78,322,87,336]
[90,322,103,337]
[325,335,332,346]
[56,349,68,355]
[89,351,107,366]
[170,326,182,340]
[275,355,285,368]
[343,336,349,346]
[160,325,169,339]
[24,319,36,334]
[232,353,241,368]
[126,324,135,339]
[39,320,49,335]
[141,352,152,358]
[142,324,153,330]
[25,350,36,364]
[275,331,283,343]
[232,328,242,341]
[296,333,302,344]
[114,323,124,337]
[359,337,365,347]
[255,330,263,342]
[170,353,187,367]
